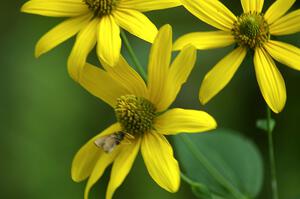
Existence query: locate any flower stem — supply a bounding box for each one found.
[180,135,247,199]
[120,30,147,80]
[266,107,279,199]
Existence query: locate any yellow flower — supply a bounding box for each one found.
[174,0,300,113]
[71,25,217,199]
[21,0,180,81]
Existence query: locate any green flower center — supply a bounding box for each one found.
[83,0,117,17]
[232,12,270,49]
[114,95,156,135]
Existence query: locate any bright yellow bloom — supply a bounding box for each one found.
[174,0,300,113]
[71,25,217,199]
[21,0,180,81]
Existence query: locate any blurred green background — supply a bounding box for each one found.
[1,0,300,198]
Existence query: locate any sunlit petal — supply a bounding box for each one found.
[269,9,300,35]
[264,0,295,24]
[241,0,264,13]
[118,0,180,12]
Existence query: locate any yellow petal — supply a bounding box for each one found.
[113,9,157,43]
[180,0,236,31]
[269,9,300,35]
[68,19,99,81]
[141,133,180,193]
[254,48,286,113]
[97,15,121,67]
[106,138,141,199]
[241,0,264,13]
[154,108,217,135]
[148,25,172,111]
[118,0,180,12]
[265,40,300,71]
[160,45,196,109]
[173,31,235,51]
[103,56,148,98]
[264,0,295,25]
[35,13,92,57]
[21,0,89,17]
[71,123,121,182]
[84,148,119,199]
[79,63,128,107]
[199,47,247,105]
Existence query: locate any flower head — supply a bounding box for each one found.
[21,0,181,81]
[174,0,300,113]
[71,25,217,199]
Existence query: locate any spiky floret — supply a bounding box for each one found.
[83,0,117,17]
[115,95,156,135]
[232,12,270,49]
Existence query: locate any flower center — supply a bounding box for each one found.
[114,95,156,135]
[232,12,270,49]
[83,0,117,17]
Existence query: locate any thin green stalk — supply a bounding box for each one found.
[180,135,247,199]
[120,30,147,80]
[181,172,199,187]
[266,107,279,199]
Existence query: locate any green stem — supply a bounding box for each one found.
[180,135,247,199]
[120,30,147,80]
[180,172,199,187]
[266,107,279,199]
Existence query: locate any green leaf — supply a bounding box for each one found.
[174,129,263,199]
[256,118,276,132]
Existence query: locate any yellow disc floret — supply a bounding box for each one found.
[83,0,117,17]
[115,95,156,135]
[232,12,270,49]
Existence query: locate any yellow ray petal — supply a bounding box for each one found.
[180,0,236,31]
[21,0,89,17]
[241,0,264,13]
[265,40,300,71]
[79,63,128,107]
[199,47,247,105]
[68,19,99,81]
[118,0,180,12]
[141,132,180,193]
[147,25,172,111]
[154,108,217,135]
[97,15,121,67]
[103,56,148,98]
[173,31,235,51]
[106,138,141,199]
[159,45,196,109]
[71,123,121,182]
[84,148,119,199]
[264,0,295,25]
[254,48,286,113]
[113,8,157,43]
[35,13,92,57]
[269,9,300,35]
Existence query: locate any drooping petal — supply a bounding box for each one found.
[199,47,247,105]
[97,15,121,67]
[264,40,300,71]
[154,108,217,135]
[35,13,92,57]
[103,56,148,98]
[79,63,128,107]
[264,0,295,25]
[106,138,141,199]
[269,9,300,35]
[159,45,197,109]
[118,0,180,12]
[180,0,236,31]
[141,133,180,193]
[113,9,157,43]
[68,19,99,81]
[241,0,264,13]
[254,48,286,113]
[147,25,172,111]
[71,123,121,182]
[21,0,89,17]
[173,31,235,50]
